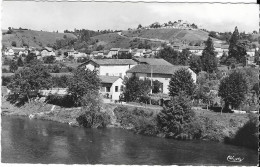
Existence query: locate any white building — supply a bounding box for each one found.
[41,47,55,57]
[100,75,123,101]
[79,59,137,78]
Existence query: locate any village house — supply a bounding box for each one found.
[79,59,137,78]
[99,75,123,101]
[4,47,28,56]
[118,48,132,55]
[126,64,196,94]
[132,49,146,57]
[134,58,173,66]
[90,51,99,57]
[108,48,121,57]
[185,46,204,56]
[41,47,55,57]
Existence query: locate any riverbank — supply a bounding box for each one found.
[1,97,254,147]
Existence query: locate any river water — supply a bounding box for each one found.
[1,116,258,165]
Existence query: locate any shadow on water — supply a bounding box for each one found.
[1,116,258,165]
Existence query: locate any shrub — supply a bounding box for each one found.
[157,92,200,139]
[45,94,75,107]
[2,76,12,86]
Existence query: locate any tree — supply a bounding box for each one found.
[178,49,190,65]
[218,71,248,109]
[43,55,56,64]
[152,80,163,93]
[118,52,132,59]
[123,75,151,102]
[201,37,218,73]
[209,31,218,38]
[157,46,179,65]
[254,49,259,65]
[96,45,104,51]
[68,67,101,106]
[189,55,202,74]
[25,53,37,64]
[228,27,247,63]
[168,68,196,97]
[11,41,17,47]
[137,24,142,29]
[9,60,18,73]
[157,92,196,139]
[17,57,24,67]
[8,62,52,103]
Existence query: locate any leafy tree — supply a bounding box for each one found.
[209,31,218,38]
[8,62,52,103]
[43,55,56,64]
[9,60,18,73]
[123,75,151,102]
[178,49,190,65]
[157,92,196,139]
[17,57,24,67]
[168,68,196,97]
[228,27,247,63]
[218,70,248,109]
[137,24,142,29]
[189,55,202,74]
[96,45,104,51]
[254,49,259,65]
[68,67,101,106]
[219,52,228,65]
[51,75,71,88]
[152,80,163,93]
[201,37,217,73]
[11,41,17,47]
[25,53,37,64]
[157,46,179,65]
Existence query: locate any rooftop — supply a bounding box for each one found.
[126,64,190,75]
[134,58,172,66]
[100,75,121,84]
[80,59,137,66]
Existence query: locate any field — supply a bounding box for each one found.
[2,29,77,48]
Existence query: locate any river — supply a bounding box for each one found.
[1,116,258,165]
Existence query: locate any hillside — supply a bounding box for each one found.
[122,28,217,43]
[91,32,162,49]
[2,29,77,48]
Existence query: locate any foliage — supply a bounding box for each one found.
[152,80,163,93]
[17,57,24,67]
[51,75,71,88]
[11,41,17,47]
[157,93,200,139]
[96,45,104,51]
[24,53,37,64]
[228,27,247,63]
[117,52,132,59]
[68,67,101,106]
[218,70,248,109]
[178,49,190,65]
[9,60,18,73]
[201,37,217,73]
[2,76,12,86]
[225,113,258,150]
[189,55,202,74]
[45,94,75,108]
[168,68,196,97]
[76,91,110,128]
[219,52,228,65]
[8,62,52,103]
[157,46,179,65]
[43,55,56,64]
[123,75,151,102]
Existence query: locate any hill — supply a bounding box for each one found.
[122,28,218,43]
[91,32,162,49]
[2,29,77,48]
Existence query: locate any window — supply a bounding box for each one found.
[115,86,118,92]
[106,87,110,92]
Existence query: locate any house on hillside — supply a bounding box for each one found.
[79,59,137,78]
[186,46,204,56]
[41,47,55,57]
[100,75,123,101]
[4,47,28,56]
[132,49,146,57]
[126,64,196,94]
[90,51,99,57]
[108,48,121,57]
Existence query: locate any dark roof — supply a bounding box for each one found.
[110,48,121,51]
[134,58,172,66]
[100,75,121,84]
[119,48,131,52]
[126,64,190,75]
[81,59,137,66]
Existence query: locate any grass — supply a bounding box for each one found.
[2,29,77,48]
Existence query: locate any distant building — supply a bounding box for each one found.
[108,48,121,57]
[41,47,55,57]
[79,59,137,78]
[133,58,173,66]
[4,47,28,56]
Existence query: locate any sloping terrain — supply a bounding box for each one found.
[2,29,77,48]
[122,28,218,43]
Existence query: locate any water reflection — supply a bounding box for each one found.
[1,116,258,165]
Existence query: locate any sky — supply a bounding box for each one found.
[1,0,259,33]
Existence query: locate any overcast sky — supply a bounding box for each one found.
[1,1,258,33]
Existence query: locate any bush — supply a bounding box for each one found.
[45,94,75,107]
[157,92,201,140]
[225,113,258,150]
[2,76,12,86]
